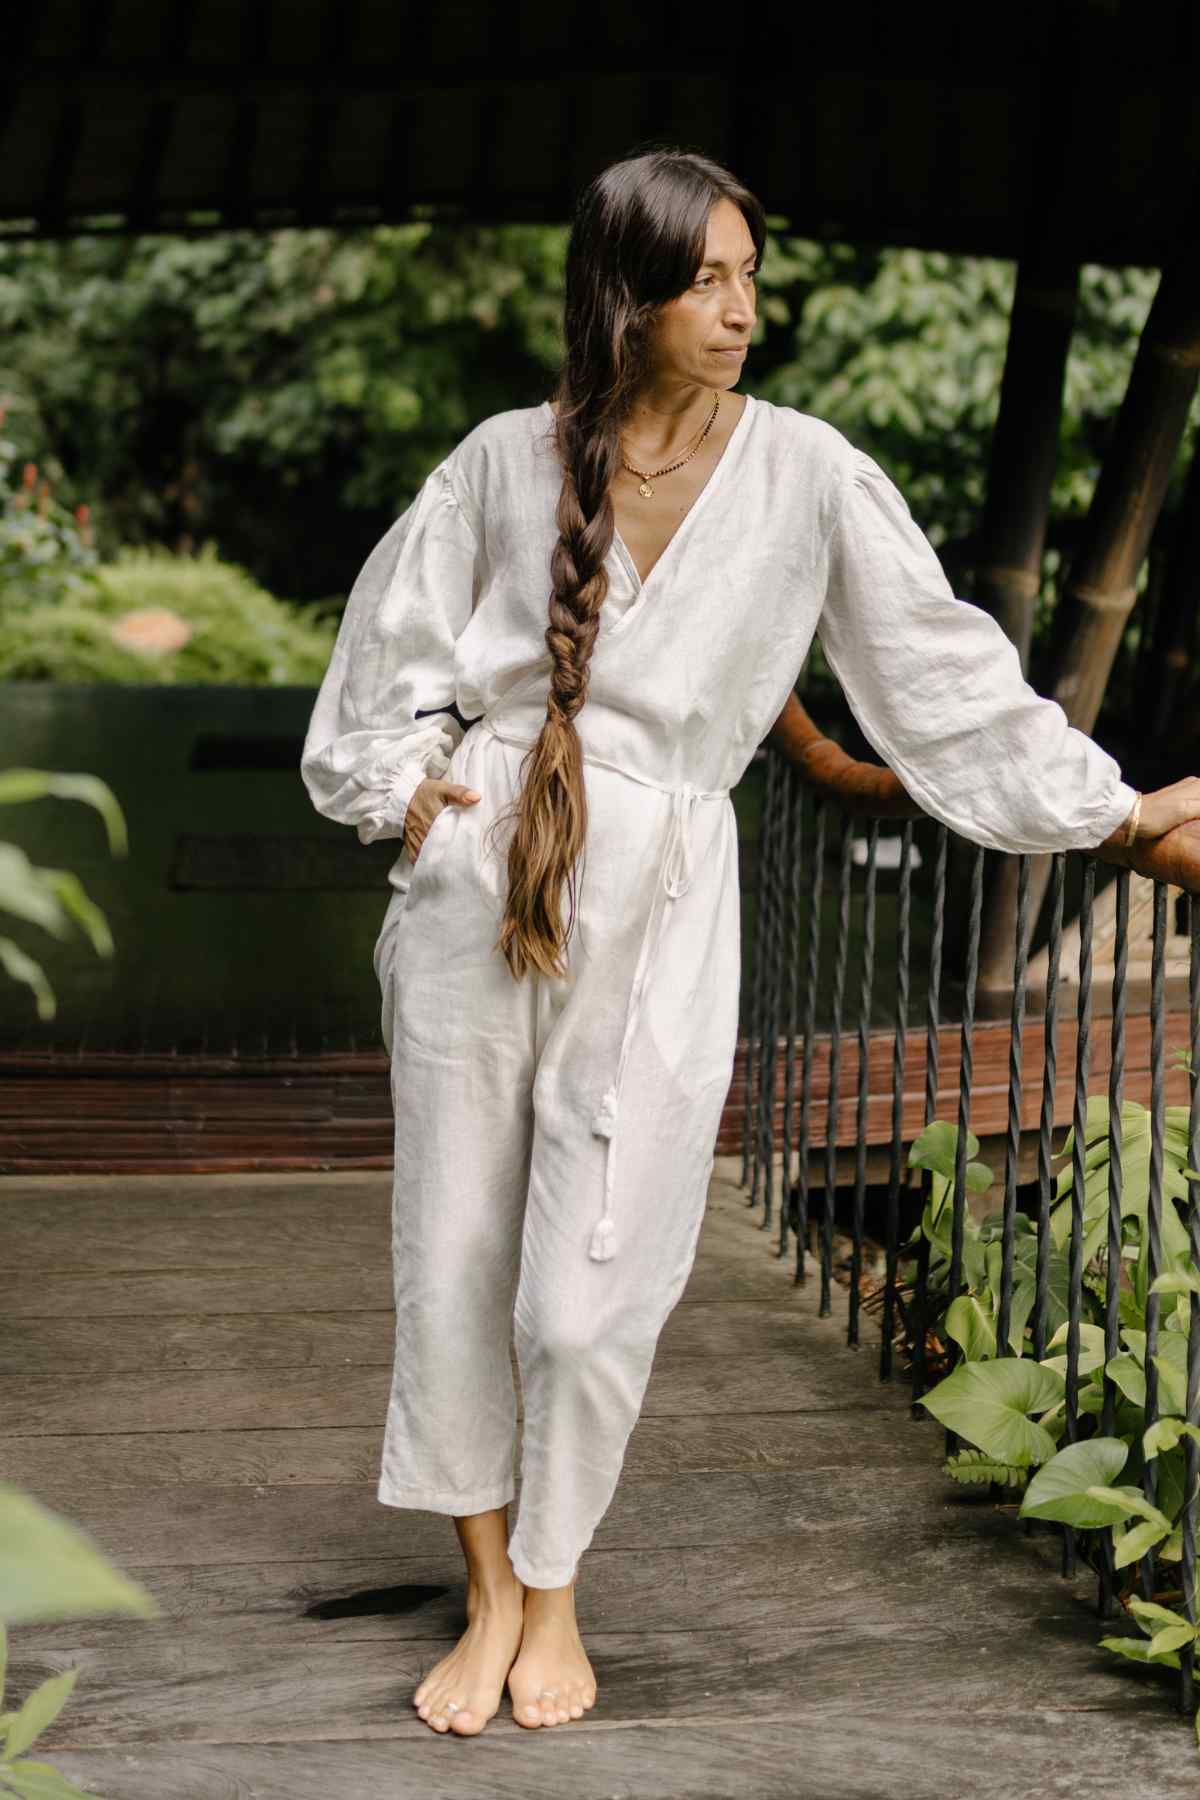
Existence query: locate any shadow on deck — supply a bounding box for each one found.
[1,1160,1195,1798]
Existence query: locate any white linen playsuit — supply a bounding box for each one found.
[300,392,1136,1588]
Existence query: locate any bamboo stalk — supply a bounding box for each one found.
[977,240,1200,1009]
[973,255,1080,673]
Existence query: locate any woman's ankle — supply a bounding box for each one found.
[520,1574,577,1616]
[465,1563,524,1615]
[453,1504,523,1613]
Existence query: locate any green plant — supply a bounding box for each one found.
[903,1107,1200,1745]
[0,1485,160,1796]
[0,540,338,685]
[902,1119,1074,1365]
[0,769,126,1020]
[0,772,155,1793]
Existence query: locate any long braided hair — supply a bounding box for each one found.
[491,146,766,980]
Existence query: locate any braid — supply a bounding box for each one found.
[491,396,625,980]
[488,145,767,981]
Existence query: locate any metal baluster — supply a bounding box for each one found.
[746,749,780,1204]
[795,800,826,1285]
[820,813,854,1318]
[778,770,805,1254]
[912,821,948,1411]
[943,840,984,1457]
[849,818,879,1349]
[1180,893,1200,1714]
[740,751,768,1190]
[1063,856,1095,1580]
[1138,880,1167,1602]
[1025,852,1066,1546]
[996,853,1032,1358]
[1098,868,1129,1616]
[881,819,914,1382]
[754,754,788,1224]
[1031,854,1065,1362]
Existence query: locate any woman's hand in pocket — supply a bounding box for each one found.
[404,777,481,862]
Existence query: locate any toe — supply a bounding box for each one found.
[519,1700,543,1727]
[448,1707,482,1736]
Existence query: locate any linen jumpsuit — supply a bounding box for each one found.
[300,393,1137,1589]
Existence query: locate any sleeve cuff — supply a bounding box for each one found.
[1088,778,1140,849]
[352,724,456,846]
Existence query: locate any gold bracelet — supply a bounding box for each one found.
[1123,791,1143,849]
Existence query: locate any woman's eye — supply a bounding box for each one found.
[693,269,757,290]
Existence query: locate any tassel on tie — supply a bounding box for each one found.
[589,1216,617,1261]
[591,1083,619,1139]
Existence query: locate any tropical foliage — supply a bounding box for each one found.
[899,1110,1200,1744]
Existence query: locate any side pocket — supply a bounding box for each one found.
[373,895,404,1058]
[401,800,459,914]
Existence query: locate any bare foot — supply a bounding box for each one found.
[412,1572,525,1735]
[507,1577,597,1727]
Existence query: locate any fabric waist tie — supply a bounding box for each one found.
[477,713,731,1264]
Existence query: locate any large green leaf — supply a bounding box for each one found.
[1041,1320,1108,1382]
[944,1294,996,1361]
[1151,1334,1191,1417]
[1128,1597,1198,1653]
[918,1359,1063,1466]
[1143,1417,1200,1459]
[1019,1436,1129,1525]
[0,769,127,856]
[0,1486,159,1626]
[0,846,68,938]
[1113,1516,1173,1568]
[908,1119,990,1187]
[1099,1633,1181,1670]
[1106,1353,1147,1409]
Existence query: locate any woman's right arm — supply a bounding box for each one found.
[300,456,482,851]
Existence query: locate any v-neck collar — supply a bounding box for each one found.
[539,392,756,629]
[611,391,755,598]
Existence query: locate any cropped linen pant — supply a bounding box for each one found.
[372,719,741,1588]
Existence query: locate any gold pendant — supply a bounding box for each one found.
[638,480,654,498]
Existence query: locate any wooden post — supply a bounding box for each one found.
[972,256,1080,674]
[977,240,1200,1013]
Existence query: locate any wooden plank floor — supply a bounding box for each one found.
[1,1160,1195,1799]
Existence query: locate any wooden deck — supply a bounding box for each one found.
[1,1160,1196,1798]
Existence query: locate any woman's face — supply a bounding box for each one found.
[646,197,758,395]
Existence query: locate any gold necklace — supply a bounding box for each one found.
[621,392,720,497]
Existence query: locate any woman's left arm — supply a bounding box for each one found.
[815,447,1200,878]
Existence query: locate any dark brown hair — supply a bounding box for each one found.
[491,145,767,980]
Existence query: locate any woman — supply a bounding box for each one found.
[301,147,1200,1736]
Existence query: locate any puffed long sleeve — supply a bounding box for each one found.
[815,448,1138,854]
[300,457,481,846]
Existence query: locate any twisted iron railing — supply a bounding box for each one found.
[740,740,1200,1723]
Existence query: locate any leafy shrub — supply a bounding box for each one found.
[901,1109,1200,1744]
[0,542,338,684]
